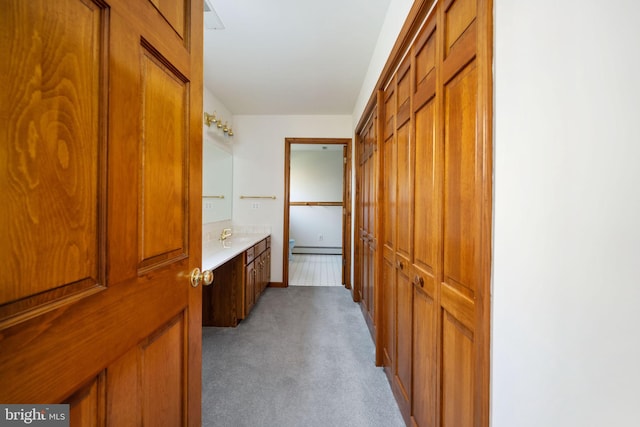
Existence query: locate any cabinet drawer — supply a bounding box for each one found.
[255,239,267,256]
[245,246,255,264]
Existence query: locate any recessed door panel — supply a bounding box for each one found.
[412,287,436,427]
[443,61,478,296]
[441,310,474,427]
[444,0,476,56]
[149,0,187,40]
[381,254,396,379]
[396,121,412,259]
[142,315,185,426]
[395,261,413,406]
[414,98,437,278]
[0,0,105,321]
[139,48,188,269]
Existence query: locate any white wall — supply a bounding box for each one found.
[290,150,344,201]
[231,115,352,282]
[352,0,415,123]
[290,206,343,250]
[290,150,344,250]
[493,1,640,426]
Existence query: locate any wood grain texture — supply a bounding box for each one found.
[413,99,437,276]
[444,0,476,56]
[0,1,204,426]
[396,120,412,259]
[443,60,479,297]
[395,261,413,414]
[67,375,104,427]
[441,310,474,427]
[149,0,186,39]
[139,48,188,268]
[0,0,103,306]
[412,287,436,427]
[381,254,396,382]
[141,316,185,427]
[202,254,241,327]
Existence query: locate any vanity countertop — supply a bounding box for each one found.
[202,232,270,271]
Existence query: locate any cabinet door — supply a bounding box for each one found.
[255,252,265,300]
[244,261,255,317]
[265,247,271,288]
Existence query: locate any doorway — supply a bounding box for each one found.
[283,138,352,287]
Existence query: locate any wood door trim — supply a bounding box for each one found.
[283,138,352,288]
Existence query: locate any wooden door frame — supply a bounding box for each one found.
[282,137,352,287]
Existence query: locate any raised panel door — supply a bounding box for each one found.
[244,261,255,317]
[440,0,488,425]
[394,258,413,419]
[412,286,437,427]
[381,251,396,382]
[0,3,204,425]
[411,12,440,426]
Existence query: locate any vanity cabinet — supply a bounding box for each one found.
[202,236,271,327]
[240,237,270,319]
[202,253,243,327]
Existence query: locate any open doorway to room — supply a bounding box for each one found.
[283,138,352,287]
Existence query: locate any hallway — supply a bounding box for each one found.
[201,287,404,427]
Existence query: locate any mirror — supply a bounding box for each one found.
[203,141,232,223]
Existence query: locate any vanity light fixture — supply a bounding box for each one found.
[203,111,217,127]
[204,111,234,137]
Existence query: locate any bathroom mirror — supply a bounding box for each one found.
[203,141,232,223]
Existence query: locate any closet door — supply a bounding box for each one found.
[355,109,377,340]
[411,12,439,427]
[439,0,491,425]
[362,112,375,332]
[394,56,414,418]
[381,83,397,383]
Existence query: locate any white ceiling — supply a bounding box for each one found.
[203,0,392,115]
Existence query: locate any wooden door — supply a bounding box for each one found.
[439,0,489,423]
[356,108,377,338]
[381,83,397,383]
[411,12,439,427]
[244,260,255,317]
[342,144,352,289]
[0,0,204,425]
[393,54,414,418]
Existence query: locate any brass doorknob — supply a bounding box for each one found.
[190,268,214,287]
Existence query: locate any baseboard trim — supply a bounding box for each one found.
[268,282,285,288]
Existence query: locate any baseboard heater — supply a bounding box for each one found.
[292,246,342,255]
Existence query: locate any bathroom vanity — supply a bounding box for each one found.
[202,234,271,327]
